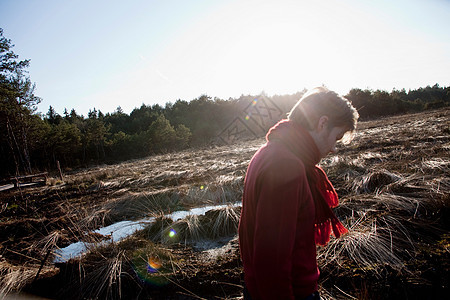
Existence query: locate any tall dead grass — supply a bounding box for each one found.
[0,262,36,296]
[203,205,241,239]
[28,203,243,299]
[2,109,448,299]
[163,214,205,245]
[93,172,243,226]
[137,204,241,245]
[318,211,405,273]
[317,111,449,287]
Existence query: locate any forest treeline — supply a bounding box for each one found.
[1,28,449,177]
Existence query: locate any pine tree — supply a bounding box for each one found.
[0,28,41,176]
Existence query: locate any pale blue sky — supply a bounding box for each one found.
[1,0,449,116]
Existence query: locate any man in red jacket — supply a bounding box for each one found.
[238,87,359,300]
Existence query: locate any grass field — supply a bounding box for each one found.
[0,108,449,299]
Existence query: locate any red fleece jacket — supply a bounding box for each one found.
[238,124,320,299]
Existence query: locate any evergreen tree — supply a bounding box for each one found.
[46,105,62,125]
[147,114,177,153]
[0,28,41,176]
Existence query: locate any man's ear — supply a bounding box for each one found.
[317,116,329,132]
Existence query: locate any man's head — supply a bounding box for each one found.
[288,87,359,158]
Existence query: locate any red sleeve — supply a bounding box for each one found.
[251,159,307,300]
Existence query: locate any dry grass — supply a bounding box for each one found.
[202,205,241,239]
[136,214,174,242]
[44,203,244,299]
[318,212,405,273]
[135,204,241,246]
[58,239,142,300]
[101,191,181,224]
[31,230,63,257]
[352,169,402,194]
[163,214,205,245]
[0,261,36,296]
[1,108,449,299]
[76,250,127,299]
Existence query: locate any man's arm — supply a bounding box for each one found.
[251,160,306,299]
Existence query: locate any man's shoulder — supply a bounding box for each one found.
[254,142,307,177]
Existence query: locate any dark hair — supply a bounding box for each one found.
[288,87,359,142]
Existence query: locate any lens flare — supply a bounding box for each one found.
[147,257,162,273]
[168,229,176,238]
[131,251,170,287]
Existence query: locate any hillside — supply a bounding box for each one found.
[0,108,449,299]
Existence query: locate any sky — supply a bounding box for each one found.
[1,0,449,117]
